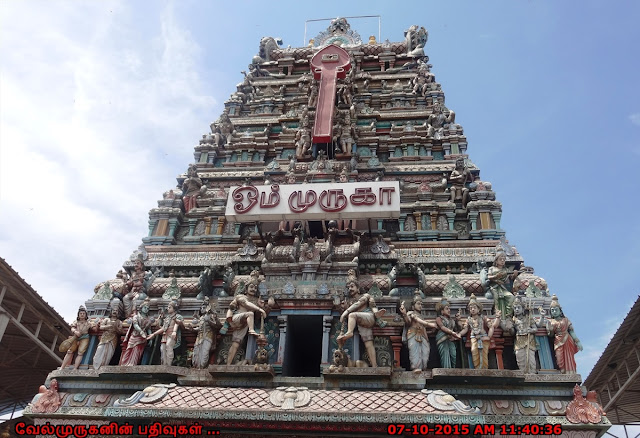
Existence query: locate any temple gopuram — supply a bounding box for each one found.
[23,19,609,438]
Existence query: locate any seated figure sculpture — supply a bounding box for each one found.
[337,279,386,367]
[224,272,267,365]
[486,251,519,319]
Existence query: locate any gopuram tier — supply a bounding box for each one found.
[24,19,609,437]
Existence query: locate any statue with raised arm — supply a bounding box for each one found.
[148,300,184,366]
[182,164,203,213]
[512,297,540,374]
[59,306,93,370]
[122,257,149,317]
[540,295,583,374]
[487,251,519,319]
[119,299,153,366]
[400,294,437,372]
[189,297,222,368]
[435,298,461,368]
[449,157,472,208]
[224,272,267,365]
[337,279,386,367]
[92,302,125,370]
[458,294,501,370]
[427,100,455,140]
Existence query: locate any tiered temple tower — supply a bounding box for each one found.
[23,19,609,437]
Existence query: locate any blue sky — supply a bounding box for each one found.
[1,0,639,395]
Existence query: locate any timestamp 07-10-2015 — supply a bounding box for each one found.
[386,423,564,435]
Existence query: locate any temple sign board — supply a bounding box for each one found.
[310,44,351,143]
[225,181,400,222]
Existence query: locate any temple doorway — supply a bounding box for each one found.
[282,315,323,377]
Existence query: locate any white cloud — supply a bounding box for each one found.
[630,113,640,126]
[0,2,216,321]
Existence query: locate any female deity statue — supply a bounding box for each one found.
[148,300,184,366]
[435,298,461,368]
[458,294,501,370]
[59,306,92,370]
[190,297,222,368]
[540,295,583,374]
[92,303,125,370]
[119,299,152,366]
[400,295,436,372]
[486,251,519,319]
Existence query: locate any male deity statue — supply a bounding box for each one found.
[400,294,436,373]
[337,278,386,367]
[148,300,184,366]
[182,164,203,213]
[511,297,540,374]
[122,257,148,317]
[59,306,93,370]
[92,303,125,370]
[334,114,356,155]
[189,297,222,369]
[448,157,472,208]
[223,272,267,365]
[540,295,583,374]
[427,101,455,140]
[458,294,501,370]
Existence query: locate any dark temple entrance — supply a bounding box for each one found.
[283,315,323,377]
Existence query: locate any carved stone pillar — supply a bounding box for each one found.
[321,316,333,365]
[399,215,406,232]
[148,220,157,237]
[430,211,437,230]
[204,217,212,235]
[491,211,502,230]
[277,315,288,364]
[168,219,178,237]
[413,212,422,231]
[217,216,225,235]
[390,335,403,369]
[188,219,197,236]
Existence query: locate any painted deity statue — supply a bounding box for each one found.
[223,272,267,365]
[512,297,540,373]
[486,251,519,319]
[427,101,455,140]
[59,306,93,370]
[435,298,461,368]
[448,157,472,208]
[123,258,148,317]
[190,297,222,368]
[337,279,386,367]
[459,294,501,370]
[92,305,125,370]
[400,295,436,372]
[148,300,184,366]
[541,295,583,374]
[182,163,203,213]
[119,299,152,366]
